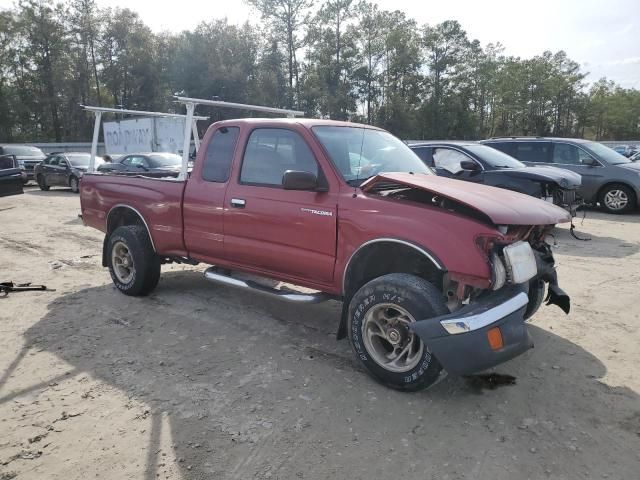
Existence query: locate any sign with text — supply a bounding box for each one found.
[153,117,185,154]
[103,118,153,154]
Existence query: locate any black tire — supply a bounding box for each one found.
[107,225,161,296]
[599,183,636,214]
[347,273,448,391]
[69,175,79,193]
[37,174,50,191]
[524,279,545,320]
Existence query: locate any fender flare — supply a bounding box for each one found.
[102,204,156,266]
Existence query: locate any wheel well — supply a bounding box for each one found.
[336,242,445,340]
[103,206,154,266]
[107,206,147,235]
[343,242,444,299]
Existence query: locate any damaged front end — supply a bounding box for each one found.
[409,227,570,375]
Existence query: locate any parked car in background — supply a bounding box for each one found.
[34,152,103,193]
[611,144,639,157]
[0,154,24,197]
[98,152,183,178]
[482,138,640,214]
[612,145,628,156]
[0,145,46,183]
[409,142,582,216]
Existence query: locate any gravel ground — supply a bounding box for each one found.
[1,186,639,480]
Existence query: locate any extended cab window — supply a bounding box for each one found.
[202,126,239,182]
[240,128,317,186]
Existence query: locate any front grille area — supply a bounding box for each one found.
[553,188,583,216]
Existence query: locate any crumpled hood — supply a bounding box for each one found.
[492,166,582,189]
[361,172,572,226]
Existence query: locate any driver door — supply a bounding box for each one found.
[432,147,483,183]
[223,127,338,284]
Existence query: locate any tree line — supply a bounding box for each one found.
[1,0,639,143]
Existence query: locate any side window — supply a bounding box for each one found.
[432,148,469,174]
[49,156,60,166]
[121,156,133,166]
[487,142,515,156]
[514,142,551,163]
[552,143,592,165]
[240,128,318,186]
[123,156,147,168]
[412,147,433,166]
[202,126,239,182]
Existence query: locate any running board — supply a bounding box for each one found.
[203,267,330,303]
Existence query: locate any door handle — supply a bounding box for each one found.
[230,198,246,208]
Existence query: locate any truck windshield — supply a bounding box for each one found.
[312,126,432,185]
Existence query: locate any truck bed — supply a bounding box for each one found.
[80,173,188,257]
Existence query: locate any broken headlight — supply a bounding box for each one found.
[491,252,507,290]
[503,241,537,284]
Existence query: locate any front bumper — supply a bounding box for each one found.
[409,286,535,375]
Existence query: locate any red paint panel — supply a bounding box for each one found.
[80,174,187,256]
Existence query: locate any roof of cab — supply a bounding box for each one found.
[210,117,385,130]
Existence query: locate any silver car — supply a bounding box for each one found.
[482,137,640,214]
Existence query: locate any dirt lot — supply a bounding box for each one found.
[1,186,639,480]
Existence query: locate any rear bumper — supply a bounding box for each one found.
[409,286,534,375]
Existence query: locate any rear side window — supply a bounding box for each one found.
[240,128,317,186]
[202,127,240,182]
[514,142,551,163]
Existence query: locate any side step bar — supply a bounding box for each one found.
[203,267,330,304]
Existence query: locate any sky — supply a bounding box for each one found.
[2,0,638,88]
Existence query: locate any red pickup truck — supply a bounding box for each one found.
[80,118,571,391]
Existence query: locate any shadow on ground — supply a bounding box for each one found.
[24,187,76,197]
[553,224,640,258]
[6,271,640,479]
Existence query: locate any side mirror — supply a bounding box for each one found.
[282,170,318,190]
[581,157,598,166]
[460,160,480,171]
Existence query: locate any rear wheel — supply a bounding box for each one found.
[599,184,636,214]
[37,174,50,191]
[347,273,447,391]
[69,176,79,193]
[107,225,161,296]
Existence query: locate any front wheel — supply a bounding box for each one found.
[37,174,50,191]
[107,225,161,296]
[347,273,448,391]
[599,184,636,214]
